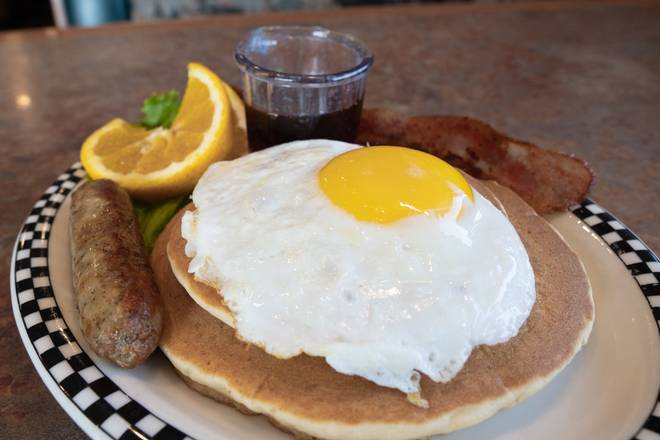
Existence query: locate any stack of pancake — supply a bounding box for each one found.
[150,175,594,440]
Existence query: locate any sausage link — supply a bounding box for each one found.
[70,179,162,368]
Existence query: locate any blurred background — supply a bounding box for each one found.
[0,0,470,30]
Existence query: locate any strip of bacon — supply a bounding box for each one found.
[357,109,593,214]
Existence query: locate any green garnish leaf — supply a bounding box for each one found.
[133,202,150,227]
[140,90,181,129]
[134,195,190,252]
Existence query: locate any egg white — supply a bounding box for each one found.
[182,140,536,394]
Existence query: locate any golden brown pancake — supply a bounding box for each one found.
[168,233,234,326]
[152,178,594,440]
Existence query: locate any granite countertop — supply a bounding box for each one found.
[1,1,658,438]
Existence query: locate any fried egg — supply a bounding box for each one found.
[181,140,536,394]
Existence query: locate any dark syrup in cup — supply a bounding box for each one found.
[244,101,364,151]
[235,26,373,151]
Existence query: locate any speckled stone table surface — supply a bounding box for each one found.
[1,1,659,438]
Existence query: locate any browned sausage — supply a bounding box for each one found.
[70,179,162,368]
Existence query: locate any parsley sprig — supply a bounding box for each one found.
[140,90,181,129]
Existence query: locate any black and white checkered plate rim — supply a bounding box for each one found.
[10,162,660,440]
[11,163,188,440]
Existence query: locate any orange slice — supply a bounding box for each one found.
[81,62,233,201]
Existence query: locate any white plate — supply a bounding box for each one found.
[10,163,660,440]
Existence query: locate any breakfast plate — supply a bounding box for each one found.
[11,163,660,440]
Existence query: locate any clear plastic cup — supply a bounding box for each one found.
[235,26,374,151]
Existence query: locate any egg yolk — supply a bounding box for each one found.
[318,146,474,223]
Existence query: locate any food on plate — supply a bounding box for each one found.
[150,140,594,439]
[80,62,245,201]
[357,109,593,214]
[134,194,190,252]
[139,90,182,130]
[179,141,535,395]
[70,179,162,368]
[133,84,248,250]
